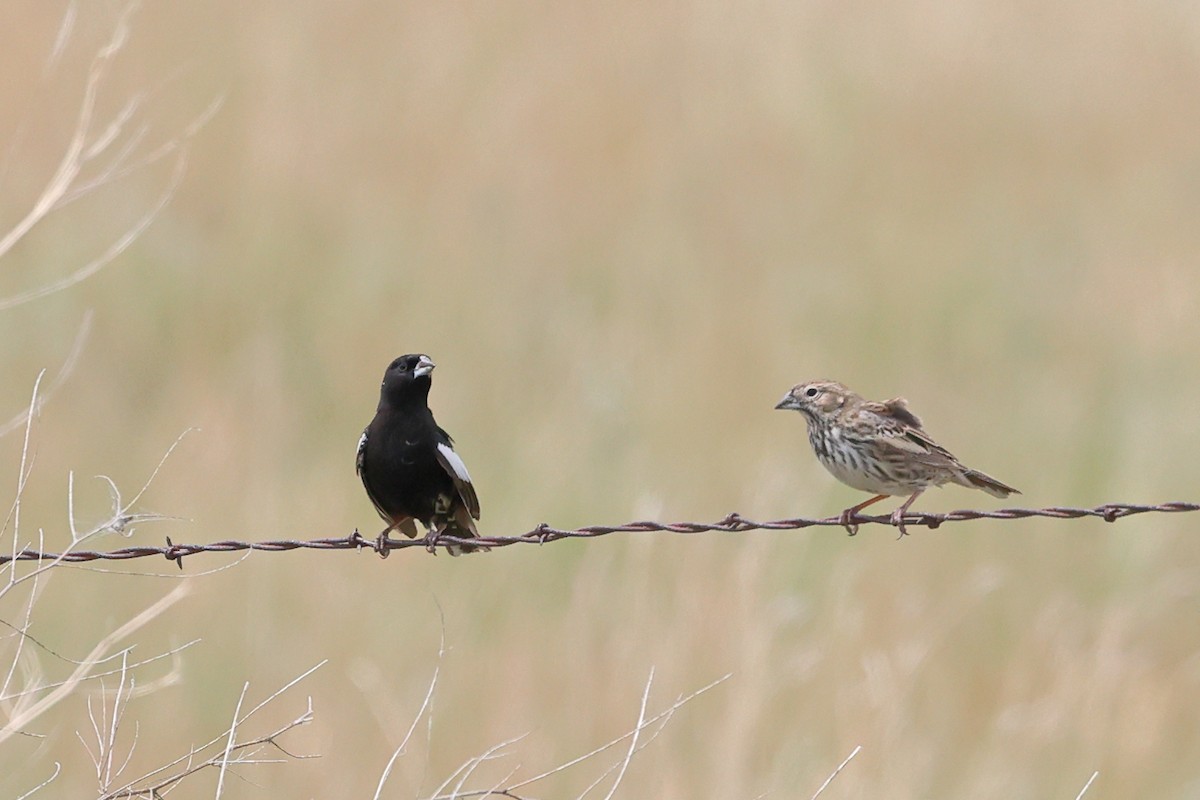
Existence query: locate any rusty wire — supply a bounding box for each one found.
[0,501,1196,568]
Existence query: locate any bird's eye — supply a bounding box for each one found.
[805,387,819,398]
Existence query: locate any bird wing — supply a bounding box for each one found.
[862,400,963,466]
[436,438,481,520]
[355,429,368,476]
[356,427,401,525]
[880,397,922,429]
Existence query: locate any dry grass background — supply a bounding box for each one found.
[2,1,1200,797]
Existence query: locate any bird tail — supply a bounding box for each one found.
[959,468,1020,499]
[441,508,490,556]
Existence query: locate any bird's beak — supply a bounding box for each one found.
[775,393,799,411]
[414,355,436,378]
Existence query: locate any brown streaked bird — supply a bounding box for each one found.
[775,380,1019,535]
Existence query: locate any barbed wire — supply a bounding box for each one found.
[1,501,1196,569]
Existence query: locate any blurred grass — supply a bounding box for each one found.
[2,0,1200,797]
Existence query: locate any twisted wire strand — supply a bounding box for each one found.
[1,502,1196,568]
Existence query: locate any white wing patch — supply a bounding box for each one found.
[355,431,368,475]
[437,442,472,484]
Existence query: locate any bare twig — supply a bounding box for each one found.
[14,762,61,800]
[443,672,732,800]
[99,662,324,799]
[372,630,447,800]
[0,585,190,746]
[214,683,250,798]
[597,668,654,800]
[1074,771,1100,799]
[809,745,862,800]
[0,313,92,438]
[0,153,189,312]
[0,3,128,260]
[413,671,728,800]
[3,638,196,703]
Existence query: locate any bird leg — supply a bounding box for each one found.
[839,494,889,536]
[423,522,442,555]
[890,490,925,537]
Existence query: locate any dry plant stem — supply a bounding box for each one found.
[3,392,187,600]
[0,5,222,798]
[0,1,209,269]
[1075,771,1100,799]
[79,652,142,794]
[423,611,525,797]
[214,683,249,798]
[99,661,324,799]
[0,585,189,746]
[0,2,222,314]
[809,745,862,800]
[372,648,445,800]
[4,640,195,704]
[567,671,679,800]
[439,735,530,800]
[0,155,188,312]
[597,667,654,800]
[45,1,77,68]
[0,375,47,709]
[423,673,732,800]
[14,762,61,800]
[100,701,316,799]
[0,315,91,438]
[1,419,194,732]
[2,373,44,574]
[3,380,195,744]
[501,673,731,793]
[0,1,125,257]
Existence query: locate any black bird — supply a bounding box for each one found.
[357,354,485,556]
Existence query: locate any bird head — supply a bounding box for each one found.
[380,354,436,405]
[775,380,851,420]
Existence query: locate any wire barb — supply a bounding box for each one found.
[0,502,1195,567]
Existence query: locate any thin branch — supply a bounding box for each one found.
[101,663,324,799]
[0,3,135,260]
[45,2,78,72]
[15,762,62,800]
[0,312,92,438]
[420,673,730,800]
[499,673,731,795]
[442,735,530,800]
[0,151,189,312]
[2,371,45,573]
[0,0,219,316]
[597,668,654,800]
[2,428,192,594]
[100,701,318,799]
[0,585,190,745]
[809,745,861,800]
[214,683,250,798]
[1074,771,1100,800]
[2,638,197,701]
[372,622,447,800]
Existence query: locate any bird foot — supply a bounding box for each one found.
[375,531,393,559]
[423,531,441,555]
[838,508,860,536]
[889,508,910,538]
